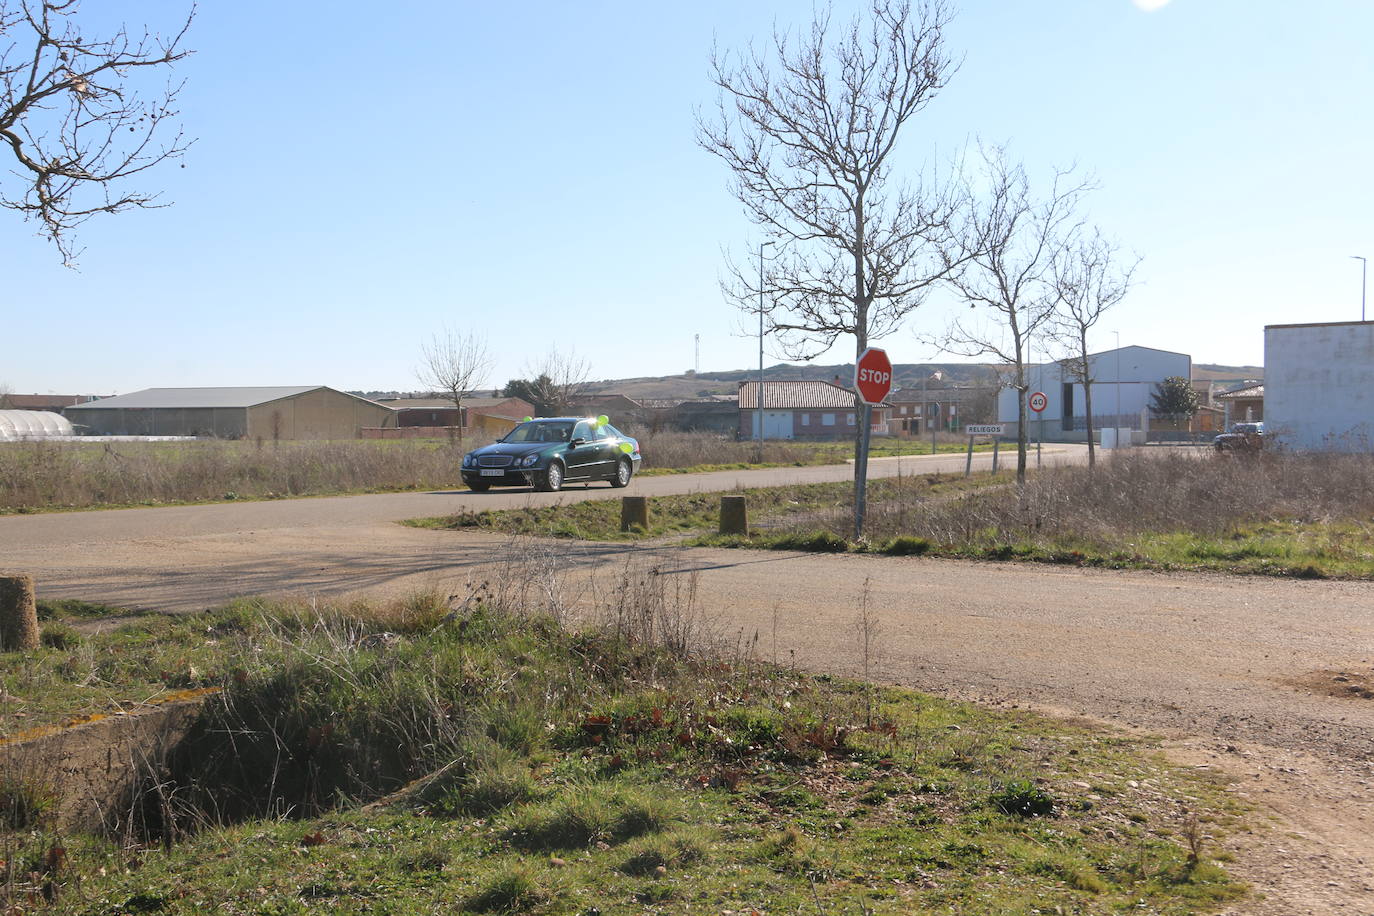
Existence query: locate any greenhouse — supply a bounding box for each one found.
[0,409,75,440]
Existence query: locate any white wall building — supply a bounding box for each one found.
[1265,321,1374,450]
[996,345,1192,442]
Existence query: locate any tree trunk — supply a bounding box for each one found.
[1082,361,1095,468]
[0,575,39,652]
[1014,334,1028,485]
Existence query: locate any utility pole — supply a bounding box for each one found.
[1354,256,1368,322]
[757,241,771,463]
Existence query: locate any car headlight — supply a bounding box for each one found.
[521,454,540,467]
[462,454,474,467]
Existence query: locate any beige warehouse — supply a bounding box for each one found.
[65,387,396,439]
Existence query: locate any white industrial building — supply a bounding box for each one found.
[997,345,1192,442]
[1265,321,1374,450]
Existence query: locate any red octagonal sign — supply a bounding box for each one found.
[854,347,893,405]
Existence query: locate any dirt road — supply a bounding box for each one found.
[2,445,1371,913]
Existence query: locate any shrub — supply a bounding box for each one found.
[991,778,1055,817]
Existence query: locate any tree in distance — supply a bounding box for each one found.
[416,329,493,445]
[0,0,194,265]
[1050,229,1139,467]
[1149,375,1200,425]
[697,0,969,535]
[502,347,592,418]
[930,144,1092,484]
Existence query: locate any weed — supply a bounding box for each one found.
[39,623,80,650]
[991,778,1056,817]
[0,772,55,829]
[619,829,709,875]
[465,864,547,913]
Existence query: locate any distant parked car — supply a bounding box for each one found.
[460,417,641,492]
[1214,422,1265,453]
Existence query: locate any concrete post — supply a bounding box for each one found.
[719,495,748,535]
[620,497,649,533]
[0,574,40,651]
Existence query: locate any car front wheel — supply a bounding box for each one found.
[610,458,632,488]
[537,461,564,492]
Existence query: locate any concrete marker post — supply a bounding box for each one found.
[965,436,974,477]
[719,495,748,535]
[620,496,649,533]
[0,574,40,651]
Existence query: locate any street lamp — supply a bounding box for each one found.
[757,241,772,462]
[1114,330,1121,448]
[1353,256,1367,322]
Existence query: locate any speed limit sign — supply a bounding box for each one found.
[1029,391,1048,413]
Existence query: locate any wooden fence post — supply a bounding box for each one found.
[719,495,748,535]
[0,575,40,651]
[620,496,649,532]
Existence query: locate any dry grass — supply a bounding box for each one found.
[760,449,1374,575]
[631,429,830,469]
[0,439,487,512]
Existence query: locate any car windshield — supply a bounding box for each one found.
[502,421,574,444]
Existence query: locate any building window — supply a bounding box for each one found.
[899,406,907,415]
[801,413,810,426]
[847,413,855,425]
[822,413,835,426]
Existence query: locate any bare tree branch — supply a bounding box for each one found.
[925,142,1093,483]
[0,0,195,265]
[416,329,493,446]
[513,347,592,417]
[1049,227,1139,466]
[698,0,970,533]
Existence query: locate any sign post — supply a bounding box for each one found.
[1029,391,1047,469]
[853,347,893,538]
[963,424,1005,477]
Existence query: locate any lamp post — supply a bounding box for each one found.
[1114,330,1121,449]
[757,241,771,462]
[1354,256,1368,322]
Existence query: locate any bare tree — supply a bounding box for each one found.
[0,0,194,265]
[697,0,969,535]
[932,145,1091,483]
[416,329,493,445]
[1050,228,1139,467]
[0,383,12,409]
[520,347,591,417]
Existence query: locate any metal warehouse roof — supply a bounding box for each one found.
[738,380,891,410]
[66,386,360,410]
[1216,384,1264,400]
[0,410,75,439]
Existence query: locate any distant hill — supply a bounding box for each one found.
[586,362,1002,400]
[1193,364,1264,383]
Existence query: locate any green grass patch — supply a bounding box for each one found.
[4,594,1247,914]
[407,471,1005,541]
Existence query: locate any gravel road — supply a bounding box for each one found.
[2,444,1370,913]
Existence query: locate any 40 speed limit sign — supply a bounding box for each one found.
[1028,391,1048,413]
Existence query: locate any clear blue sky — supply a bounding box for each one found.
[4,0,1371,395]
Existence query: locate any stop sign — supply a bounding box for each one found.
[854,347,893,405]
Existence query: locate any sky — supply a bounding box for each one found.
[3,0,1372,395]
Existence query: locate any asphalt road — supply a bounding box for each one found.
[2,443,1371,912]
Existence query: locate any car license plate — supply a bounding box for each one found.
[480,469,504,477]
